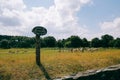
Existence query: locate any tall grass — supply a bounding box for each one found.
[0,48,120,80]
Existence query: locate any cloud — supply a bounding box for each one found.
[0,0,26,35]
[100,17,120,38]
[0,0,92,39]
[0,9,21,26]
[0,0,26,10]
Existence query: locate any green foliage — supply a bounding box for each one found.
[0,39,10,49]
[65,41,71,48]
[70,36,83,48]
[43,36,56,47]
[82,38,89,47]
[91,38,101,47]
[64,35,83,48]
[40,38,46,47]
[0,34,119,48]
[101,34,114,47]
[109,40,115,47]
[0,35,35,48]
[114,38,120,48]
[57,40,64,48]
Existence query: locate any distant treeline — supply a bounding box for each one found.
[0,34,120,49]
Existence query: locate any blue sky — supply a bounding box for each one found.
[0,0,120,40]
[78,0,120,34]
[24,0,54,8]
[79,0,120,26]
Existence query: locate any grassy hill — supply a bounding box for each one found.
[0,48,120,80]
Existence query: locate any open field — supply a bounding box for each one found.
[0,48,120,80]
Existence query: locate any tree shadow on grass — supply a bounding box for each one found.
[37,63,52,80]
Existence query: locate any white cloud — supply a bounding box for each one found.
[0,0,26,35]
[0,0,92,39]
[100,17,120,38]
[0,0,26,10]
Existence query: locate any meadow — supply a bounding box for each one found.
[0,48,120,80]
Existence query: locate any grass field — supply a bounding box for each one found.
[0,48,120,80]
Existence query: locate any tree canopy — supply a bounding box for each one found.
[0,34,119,49]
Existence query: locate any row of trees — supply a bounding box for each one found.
[0,34,120,49]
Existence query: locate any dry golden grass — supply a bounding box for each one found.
[0,48,120,80]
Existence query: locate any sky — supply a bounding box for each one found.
[0,0,120,40]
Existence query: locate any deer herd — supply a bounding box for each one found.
[59,47,99,53]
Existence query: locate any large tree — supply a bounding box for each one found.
[64,41,71,48]
[43,36,56,47]
[69,35,83,48]
[82,38,89,47]
[91,38,101,47]
[101,34,114,48]
[114,38,120,48]
[0,39,10,49]
[57,39,64,48]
